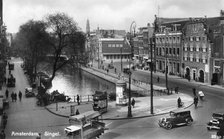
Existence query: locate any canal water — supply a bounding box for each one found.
[48,68,116,98]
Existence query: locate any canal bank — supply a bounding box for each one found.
[81,66,169,96]
[45,66,193,120]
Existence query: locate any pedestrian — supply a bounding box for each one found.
[76,94,80,105]
[157,76,160,83]
[5,89,9,99]
[177,97,182,108]
[0,130,6,139]
[76,109,80,115]
[175,87,179,94]
[192,88,196,96]
[19,91,22,101]
[14,93,17,102]
[11,92,14,102]
[194,96,198,108]
[107,69,109,74]
[131,98,135,108]
[115,68,117,74]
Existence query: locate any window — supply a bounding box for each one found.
[190,37,193,41]
[169,48,172,54]
[196,57,199,62]
[177,37,180,43]
[166,48,168,54]
[116,44,119,47]
[108,44,111,47]
[120,44,123,47]
[173,48,176,55]
[112,44,115,47]
[196,37,200,41]
[177,48,180,55]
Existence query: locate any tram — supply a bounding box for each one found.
[92,91,108,114]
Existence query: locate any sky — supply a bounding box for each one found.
[3,0,224,33]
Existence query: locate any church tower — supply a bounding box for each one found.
[86,19,90,36]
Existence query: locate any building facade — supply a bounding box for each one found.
[99,38,131,63]
[183,19,211,83]
[155,18,187,76]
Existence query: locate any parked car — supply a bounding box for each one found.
[207,113,224,130]
[25,87,35,97]
[158,110,193,129]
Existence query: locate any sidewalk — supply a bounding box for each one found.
[46,92,193,120]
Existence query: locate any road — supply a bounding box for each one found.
[5,58,69,139]
[4,59,224,139]
[101,61,224,139]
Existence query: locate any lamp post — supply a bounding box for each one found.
[149,38,154,114]
[120,47,123,72]
[127,21,136,118]
[165,29,168,89]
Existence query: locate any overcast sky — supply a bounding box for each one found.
[3,0,224,33]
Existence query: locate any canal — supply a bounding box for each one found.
[48,67,116,98]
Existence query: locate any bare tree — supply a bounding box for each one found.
[45,12,85,84]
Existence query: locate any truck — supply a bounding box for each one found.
[65,111,105,139]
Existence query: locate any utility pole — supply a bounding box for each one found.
[165,29,168,89]
[127,21,136,118]
[120,47,123,72]
[150,38,154,114]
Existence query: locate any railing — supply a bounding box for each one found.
[71,95,93,103]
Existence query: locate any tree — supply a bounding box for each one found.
[45,12,86,84]
[13,20,50,82]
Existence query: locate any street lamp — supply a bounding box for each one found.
[127,21,136,118]
[149,37,154,114]
[165,29,169,90]
[120,47,123,72]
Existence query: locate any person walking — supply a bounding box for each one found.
[194,96,198,108]
[76,94,80,105]
[192,88,196,96]
[5,89,9,99]
[0,130,6,139]
[14,93,17,102]
[19,91,22,101]
[157,76,160,83]
[11,92,14,102]
[131,98,135,108]
[177,97,182,108]
[76,109,80,115]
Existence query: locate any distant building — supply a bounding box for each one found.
[98,38,131,63]
[86,25,130,66]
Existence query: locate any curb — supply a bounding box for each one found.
[44,102,194,120]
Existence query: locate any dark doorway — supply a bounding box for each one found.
[185,68,190,79]
[211,73,218,85]
[199,70,204,83]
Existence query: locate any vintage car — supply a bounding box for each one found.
[158,110,193,129]
[25,87,35,97]
[207,113,224,130]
